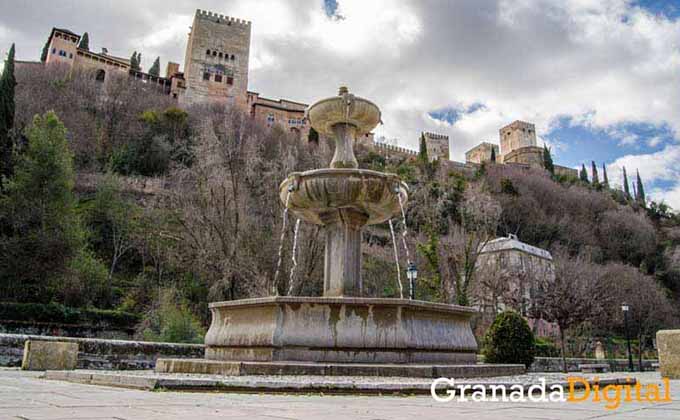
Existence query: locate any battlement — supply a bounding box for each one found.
[373,142,418,157]
[196,9,251,26]
[423,132,449,140]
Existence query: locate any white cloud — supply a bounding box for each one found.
[608,145,680,208]
[128,13,191,70]
[2,0,680,205]
[231,0,680,152]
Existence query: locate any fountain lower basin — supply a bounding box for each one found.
[202,296,479,364]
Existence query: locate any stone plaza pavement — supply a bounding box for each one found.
[1,368,679,420]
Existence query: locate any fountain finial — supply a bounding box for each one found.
[338,86,349,95]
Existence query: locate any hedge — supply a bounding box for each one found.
[0,302,140,329]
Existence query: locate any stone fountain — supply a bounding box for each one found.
[157,88,504,376]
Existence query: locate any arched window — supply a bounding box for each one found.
[95,69,106,82]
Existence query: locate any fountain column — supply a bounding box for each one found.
[320,208,367,297]
[321,119,366,297]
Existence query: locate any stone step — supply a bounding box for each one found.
[155,358,525,378]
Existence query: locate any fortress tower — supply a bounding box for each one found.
[181,10,251,107]
[499,120,536,159]
[422,132,450,161]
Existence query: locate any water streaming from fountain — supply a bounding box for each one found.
[287,218,301,295]
[388,219,404,299]
[273,189,292,295]
[397,194,413,297]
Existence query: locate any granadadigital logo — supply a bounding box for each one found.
[431,377,672,410]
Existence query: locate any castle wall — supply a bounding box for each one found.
[73,50,130,81]
[501,145,544,167]
[554,164,578,178]
[182,10,251,108]
[465,142,498,164]
[372,142,418,159]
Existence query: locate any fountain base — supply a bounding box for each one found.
[193,296,478,364]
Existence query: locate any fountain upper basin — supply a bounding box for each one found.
[306,91,381,136]
[280,168,408,226]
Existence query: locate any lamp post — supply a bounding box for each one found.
[407,263,418,300]
[621,303,634,372]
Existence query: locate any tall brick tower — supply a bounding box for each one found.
[181,9,251,107]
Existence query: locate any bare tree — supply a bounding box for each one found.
[168,105,325,302]
[597,263,677,370]
[531,251,603,372]
[440,185,501,305]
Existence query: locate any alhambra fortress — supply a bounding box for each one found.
[28,8,578,179]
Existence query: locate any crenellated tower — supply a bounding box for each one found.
[181,9,251,107]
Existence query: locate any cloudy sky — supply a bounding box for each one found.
[1,0,679,207]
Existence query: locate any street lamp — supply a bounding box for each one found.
[621,303,634,372]
[407,263,418,300]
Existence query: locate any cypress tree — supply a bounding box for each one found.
[490,146,496,163]
[591,161,599,185]
[40,37,49,62]
[543,144,554,174]
[579,163,589,183]
[602,163,609,188]
[0,43,16,188]
[636,169,646,204]
[418,133,429,163]
[136,53,142,70]
[149,57,160,76]
[78,32,90,50]
[130,52,141,71]
[307,127,319,143]
[623,167,631,199]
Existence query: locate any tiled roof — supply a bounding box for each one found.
[480,234,553,260]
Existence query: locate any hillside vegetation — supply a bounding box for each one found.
[1,65,678,355]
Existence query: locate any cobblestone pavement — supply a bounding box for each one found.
[1,368,679,419]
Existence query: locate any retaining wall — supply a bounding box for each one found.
[530,356,658,373]
[0,333,204,370]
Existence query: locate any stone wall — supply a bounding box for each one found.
[465,142,498,164]
[372,142,417,159]
[530,356,658,373]
[0,320,133,340]
[0,334,204,370]
[554,164,579,178]
[502,146,544,166]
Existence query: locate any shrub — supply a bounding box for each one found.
[534,337,560,357]
[59,248,109,307]
[138,291,205,344]
[482,311,535,368]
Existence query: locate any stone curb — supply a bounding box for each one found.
[42,370,637,395]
